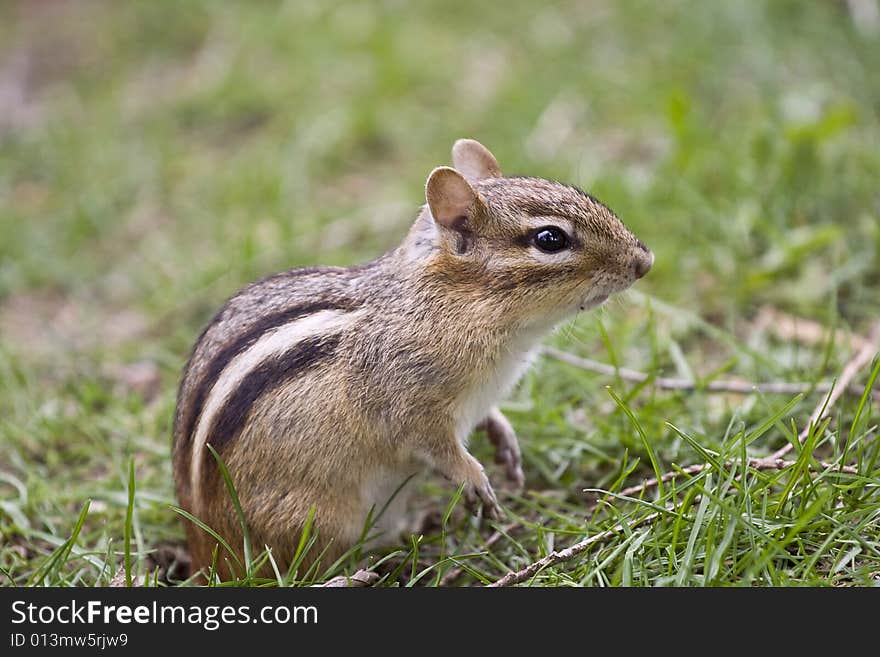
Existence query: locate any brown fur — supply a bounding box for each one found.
[172,139,653,579]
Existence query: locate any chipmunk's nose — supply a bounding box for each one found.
[633,248,653,279]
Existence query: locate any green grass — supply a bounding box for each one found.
[1,0,879,586]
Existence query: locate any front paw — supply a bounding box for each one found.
[483,410,525,488]
[493,441,525,489]
[461,457,505,521]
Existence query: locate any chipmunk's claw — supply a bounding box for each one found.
[492,447,523,488]
[461,458,505,521]
[482,408,525,489]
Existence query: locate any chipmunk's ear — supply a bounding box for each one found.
[425,166,483,231]
[451,138,502,181]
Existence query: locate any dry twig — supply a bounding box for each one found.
[488,511,662,587]
[546,321,880,493]
[759,320,880,465]
[472,324,880,587]
[485,324,879,587]
[603,457,860,509]
[542,346,879,401]
[440,521,521,586]
[489,450,864,587]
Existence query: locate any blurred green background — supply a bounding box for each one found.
[1,0,878,585]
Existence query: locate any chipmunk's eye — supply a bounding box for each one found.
[532,226,569,253]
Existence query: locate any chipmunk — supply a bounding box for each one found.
[172,139,653,578]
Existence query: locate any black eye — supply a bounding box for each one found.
[532,226,569,253]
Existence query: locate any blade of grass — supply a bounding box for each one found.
[774,417,828,515]
[286,503,318,582]
[169,505,241,573]
[666,422,725,473]
[124,459,135,588]
[676,474,712,586]
[29,500,91,586]
[746,394,805,447]
[608,387,663,497]
[844,356,880,462]
[206,443,252,580]
[434,482,466,586]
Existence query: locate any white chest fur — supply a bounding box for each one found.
[452,326,547,444]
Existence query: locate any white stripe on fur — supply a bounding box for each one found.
[189,309,355,511]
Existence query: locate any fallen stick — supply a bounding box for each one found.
[489,454,864,587]
[759,320,880,465]
[439,521,521,587]
[604,457,860,507]
[481,323,880,587]
[542,346,879,401]
[488,511,663,587]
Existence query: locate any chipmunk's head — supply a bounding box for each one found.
[416,138,653,327]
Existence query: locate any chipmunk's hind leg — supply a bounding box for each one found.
[478,407,525,488]
[359,468,421,550]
